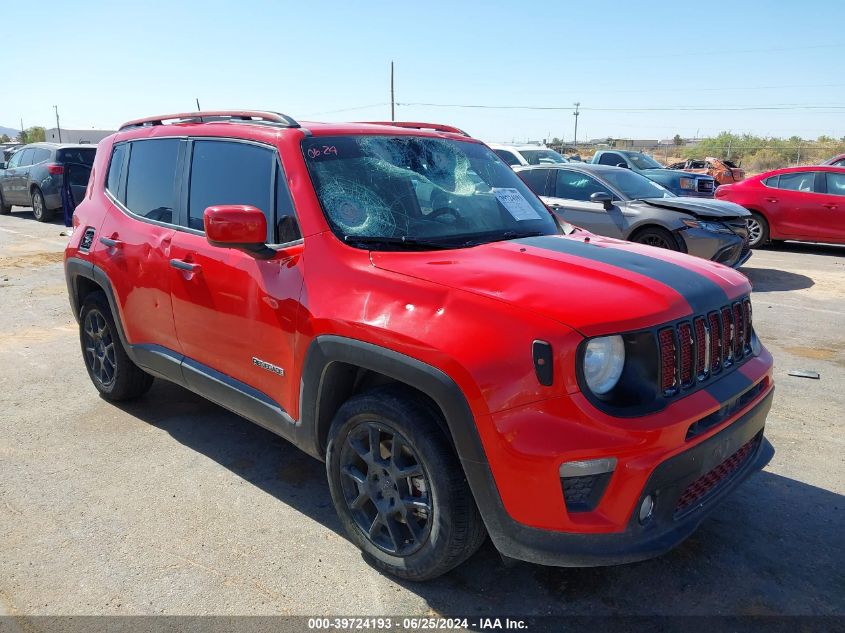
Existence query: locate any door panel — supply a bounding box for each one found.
[769,171,827,239]
[169,233,304,414]
[545,169,626,238]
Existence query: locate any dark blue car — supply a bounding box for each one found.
[591,149,716,198]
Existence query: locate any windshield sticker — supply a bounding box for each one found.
[493,188,542,221]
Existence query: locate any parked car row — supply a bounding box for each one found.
[668,157,746,185]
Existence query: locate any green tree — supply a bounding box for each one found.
[673,134,684,146]
[0,134,9,143]
[19,126,46,144]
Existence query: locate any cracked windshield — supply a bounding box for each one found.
[302,135,558,248]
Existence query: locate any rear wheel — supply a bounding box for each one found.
[0,190,11,214]
[746,212,769,248]
[31,188,53,222]
[326,386,486,581]
[79,292,153,401]
[631,226,679,251]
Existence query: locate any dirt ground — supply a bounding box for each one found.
[0,208,842,619]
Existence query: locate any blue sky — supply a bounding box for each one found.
[3,0,844,142]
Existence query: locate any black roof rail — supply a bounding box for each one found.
[119,110,300,131]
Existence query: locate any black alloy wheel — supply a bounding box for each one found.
[338,421,432,556]
[83,308,117,389]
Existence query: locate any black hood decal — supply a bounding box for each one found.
[515,236,729,315]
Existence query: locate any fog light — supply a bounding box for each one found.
[639,494,654,524]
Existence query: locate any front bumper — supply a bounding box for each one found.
[475,388,773,567]
[680,227,750,268]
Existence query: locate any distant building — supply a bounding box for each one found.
[45,128,114,144]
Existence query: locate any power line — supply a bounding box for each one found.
[397,101,845,112]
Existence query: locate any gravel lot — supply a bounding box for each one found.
[1,208,842,618]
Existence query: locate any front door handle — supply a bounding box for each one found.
[170,259,201,273]
[822,203,838,210]
[99,236,123,248]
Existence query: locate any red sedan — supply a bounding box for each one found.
[715,165,845,247]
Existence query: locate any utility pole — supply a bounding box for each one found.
[53,106,62,143]
[196,98,201,111]
[20,118,24,142]
[390,61,395,122]
[572,102,580,148]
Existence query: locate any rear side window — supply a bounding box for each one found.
[518,169,551,196]
[106,144,127,199]
[31,148,51,164]
[494,150,521,166]
[188,140,273,238]
[776,172,815,192]
[125,139,180,223]
[57,148,96,166]
[826,172,845,196]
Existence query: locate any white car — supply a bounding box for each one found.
[487,143,569,168]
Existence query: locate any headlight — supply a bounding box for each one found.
[679,177,696,190]
[583,335,625,395]
[681,219,732,233]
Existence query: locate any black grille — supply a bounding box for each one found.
[659,297,753,397]
[697,179,715,193]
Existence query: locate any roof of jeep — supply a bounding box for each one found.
[113,112,478,144]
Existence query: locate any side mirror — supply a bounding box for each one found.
[204,205,274,259]
[615,162,629,169]
[590,191,614,210]
[0,162,6,170]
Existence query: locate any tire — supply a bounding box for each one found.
[0,190,11,215]
[631,226,680,251]
[31,188,53,222]
[746,212,769,248]
[326,386,486,581]
[79,292,153,401]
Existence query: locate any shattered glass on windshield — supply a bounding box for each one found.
[301,135,557,246]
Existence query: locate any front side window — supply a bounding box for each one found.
[16,149,34,167]
[555,170,612,201]
[776,172,815,193]
[188,140,273,238]
[598,152,624,166]
[6,151,23,169]
[520,149,567,165]
[125,139,180,223]
[302,135,557,249]
[825,172,845,196]
[626,153,664,170]
[600,169,674,199]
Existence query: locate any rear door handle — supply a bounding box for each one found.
[170,258,201,273]
[99,236,123,248]
[765,197,778,203]
[822,203,838,210]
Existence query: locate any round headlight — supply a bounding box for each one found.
[583,335,625,395]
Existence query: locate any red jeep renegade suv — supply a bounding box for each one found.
[64,111,774,580]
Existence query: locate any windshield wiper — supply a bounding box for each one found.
[343,235,456,250]
[461,230,545,246]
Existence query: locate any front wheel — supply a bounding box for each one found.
[31,188,53,222]
[79,292,153,401]
[326,386,486,581]
[746,212,769,248]
[0,190,11,214]
[631,226,679,251]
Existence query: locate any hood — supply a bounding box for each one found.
[370,234,750,336]
[636,197,750,219]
